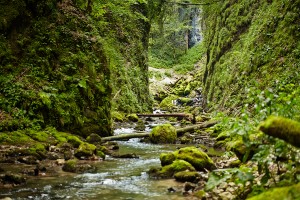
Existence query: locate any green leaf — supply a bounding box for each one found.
[78,79,87,89]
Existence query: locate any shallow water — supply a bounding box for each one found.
[0,125,191,200]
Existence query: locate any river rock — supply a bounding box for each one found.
[149,124,177,144]
[160,152,176,166]
[158,160,196,178]
[219,192,234,200]
[174,171,200,183]
[174,147,216,171]
[74,143,96,159]
[3,174,26,185]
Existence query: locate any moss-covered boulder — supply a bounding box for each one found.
[174,147,215,171]
[160,152,176,166]
[158,160,196,177]
[62,159,94,173]
[259,116,300,148]
[174,171,200,183]
[127,114,139,122]
[149,124,177,144]
[74,143,96,159]
[247,183,300,200]
[159,95,179,110]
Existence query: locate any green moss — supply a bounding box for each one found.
[126,114,139,122]
[159,95,179,110]
[259,116,300,148]
[96,150,105,160]
[0,131,34,145]
[111,111,126,122]
[149,123,177,144]
[62,159,78,173]
[159,160,196,177]
[160,152,176,166]
[174,147,215,171]
[247,183,300,200]
[67,135,83,148]
[174,171,200,183]
[74,142,96,158]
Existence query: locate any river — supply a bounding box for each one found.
[0,122,192,200]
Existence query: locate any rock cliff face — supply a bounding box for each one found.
[201,0,300,113]
[0,0,152,136]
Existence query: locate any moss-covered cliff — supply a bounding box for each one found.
[0,0,153,136]
[202,0,300,116]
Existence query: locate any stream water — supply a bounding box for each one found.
[0,122,192,200]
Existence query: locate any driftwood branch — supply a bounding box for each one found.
[102,120,218,142]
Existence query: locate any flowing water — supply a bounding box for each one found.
[0,123,191,200]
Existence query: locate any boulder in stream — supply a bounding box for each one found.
[173,147,216,171]
[149,124,177,144]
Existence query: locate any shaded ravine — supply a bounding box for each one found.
[0,123,192,200]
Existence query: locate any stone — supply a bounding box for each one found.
[219,192,234,200]
[149,124,177,144]
[160,153,176,166]
[174,171,200,183]
[173,147,216,171]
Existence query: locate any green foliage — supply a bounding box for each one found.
[202,0,300,117]
[205,167,254,191]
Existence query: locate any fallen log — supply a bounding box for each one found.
[101,132,149,142]
[137,113,190,118]
[176,120,219,136]
[101,120,219,142]
[259,116,300,148]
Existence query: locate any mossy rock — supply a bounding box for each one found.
[112,111,126,122]
[159,160,196,177]
[74,142,96,159]
[247,183,300,200]
[67,135,83,148]
[180,136,193,144]
[86,133,102,144]
[96,150,105,160]
[62,159,78,173]
[149,124,177,144]
[159,95,179,110]
[184,83,191,95]
[3,174,26,185]
[174,171,200,183]
[160,152,176,166]
[127,114,139,122]
[259,116,300,148]
[226,138,254,162]
[134,120,146,131]
[174,147,215,171]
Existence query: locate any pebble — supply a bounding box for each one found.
[218,182,228,189]
[219,192,234,200]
